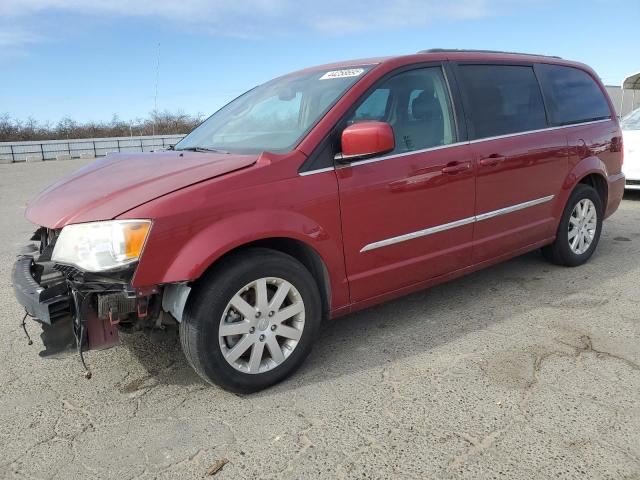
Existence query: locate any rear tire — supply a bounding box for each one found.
[180,248,321,393]
[542,184,603,267]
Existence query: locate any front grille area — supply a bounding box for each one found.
[49,297,72,322]
[627,179,640,186]
[53,263,83,278]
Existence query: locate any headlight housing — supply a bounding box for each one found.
[52,220,152,272]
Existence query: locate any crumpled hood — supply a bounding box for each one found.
[26,151,257,228]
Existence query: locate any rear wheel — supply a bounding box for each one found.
[542,184,603,267]
[180,248,321,393]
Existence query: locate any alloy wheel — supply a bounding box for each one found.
[218,277,305,374]
[568,198,597,255]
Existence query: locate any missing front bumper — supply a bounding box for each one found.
[12,256,77,356]
[12,257,71,325]
[12,254,120,357]
[11,236,178,373]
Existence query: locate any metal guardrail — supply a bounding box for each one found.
[0,134,186,163]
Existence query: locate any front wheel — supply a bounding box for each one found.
[542,184,603,267]
[180,248,322,393]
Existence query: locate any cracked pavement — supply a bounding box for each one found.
[1,159,639,479]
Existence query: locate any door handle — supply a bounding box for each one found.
[479,154,506,167]
[441,162,471,174]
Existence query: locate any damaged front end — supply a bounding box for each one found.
[12,227,182,378]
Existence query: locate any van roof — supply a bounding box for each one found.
[291,50,591,78]
[417,48,562,59]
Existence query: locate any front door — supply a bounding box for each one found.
[336,65,476,303]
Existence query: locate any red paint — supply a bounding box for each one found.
[26,151,257,228]
[25,51,624,319]
[336,142,475,302]
[341,121,395,158]
[123,150,351,310]
[471,128,568,263]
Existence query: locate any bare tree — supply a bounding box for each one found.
[0,111,205,142]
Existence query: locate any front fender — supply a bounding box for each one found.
[146,209,335,283]
[121,165,349,310]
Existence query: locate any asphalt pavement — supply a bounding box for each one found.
[1,159,639,479]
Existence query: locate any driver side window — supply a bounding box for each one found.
[352,89,390,122]
[347,67,456,155]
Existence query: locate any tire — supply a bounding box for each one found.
[542,184,603,267]
[180,248,322,393]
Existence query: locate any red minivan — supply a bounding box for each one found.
[12,50,625,392]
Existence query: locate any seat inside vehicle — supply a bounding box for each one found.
[391,76,449,152]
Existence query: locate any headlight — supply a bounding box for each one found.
[52,220,152,272]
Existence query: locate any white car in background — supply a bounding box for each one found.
[622,108,640,189]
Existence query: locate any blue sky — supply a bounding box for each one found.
[1,0,638,123]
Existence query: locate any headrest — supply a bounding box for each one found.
[411,84,437,120]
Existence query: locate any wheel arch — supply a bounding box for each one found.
[199,237,333,320]
[131,206,349,313]
[576,172,608,213]
[555,156,609,223]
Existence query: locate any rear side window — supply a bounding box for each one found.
[457,64,547,140]
[537,64,611,126]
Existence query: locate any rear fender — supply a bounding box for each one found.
[552,155,607,227]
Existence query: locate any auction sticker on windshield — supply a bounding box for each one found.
[320,68,365,80]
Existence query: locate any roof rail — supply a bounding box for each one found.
[418,48,562,59]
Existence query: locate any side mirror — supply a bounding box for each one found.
[336,121,395,162]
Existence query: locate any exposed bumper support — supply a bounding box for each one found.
[12,257,71,325]
[12,252,121,357]
[11,239,180,371]
[12,256,77,356]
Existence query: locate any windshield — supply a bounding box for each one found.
[622,108,640,130]
[175,66,374,154]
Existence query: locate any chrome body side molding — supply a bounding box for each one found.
[474,195,555,222]
[360,216,476,252]
[360,195,555,253]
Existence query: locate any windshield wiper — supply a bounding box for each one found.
[176,147,230,154]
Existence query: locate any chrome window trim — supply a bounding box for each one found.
[342,141,470,168]
[298,118,612,176]
[298,166,335,176]
[467,118,611,144]
[360,194,555,253]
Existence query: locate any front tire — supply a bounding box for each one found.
[542,184,603,267]
[180,248,322,393]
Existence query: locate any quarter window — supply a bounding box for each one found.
[346,67,456,154]
[537,64,611,126]
[457,64,547,140]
